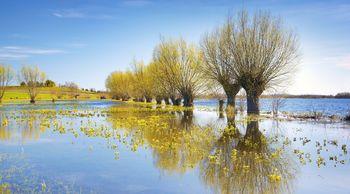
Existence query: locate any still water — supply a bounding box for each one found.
[0,100,349,193]
[196,98,350,116]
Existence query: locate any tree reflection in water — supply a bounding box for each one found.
[1,104,297,193]
[107,106,296,194]
[0,110,48,142]
[200,115,296,194]
[108,107,216,174]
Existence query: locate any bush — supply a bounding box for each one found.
[45,79,56,87]
[335,92,350,99]
[345,114,350,121]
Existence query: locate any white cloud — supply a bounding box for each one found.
[52,9,85,18]
[0,53,28,59]
[2,46,64,55]
[51,9,114,19]
[0,46,65,60]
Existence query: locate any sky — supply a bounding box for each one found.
[0,0,349,95]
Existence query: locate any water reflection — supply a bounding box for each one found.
[106,106,296,194]
[200,117,295,194]
[0,111,48,143]
[1,103,349,193]
[107,107,215,174]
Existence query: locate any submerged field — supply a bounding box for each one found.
[0,100,349,193]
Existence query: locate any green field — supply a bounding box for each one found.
[1,86,107,103]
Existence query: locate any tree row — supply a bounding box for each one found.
[106,10,300,114]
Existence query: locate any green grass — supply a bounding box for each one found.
[1,86,108,103]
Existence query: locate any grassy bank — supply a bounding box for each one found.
[1,86,108,104]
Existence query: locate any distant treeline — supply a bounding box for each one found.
[200,93,350,99]
[273,93,350,99]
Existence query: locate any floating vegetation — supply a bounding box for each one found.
[0,102,349,194]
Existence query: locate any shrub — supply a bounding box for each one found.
[345,113,350,121]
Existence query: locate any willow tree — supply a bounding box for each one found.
[105,71,134,101]
[131,60,154,102]
[0,65,14,103]
[153,39,206,107]
[230,11,299,114]
[201,21,241,111]
[151,48,179,105]
[19,66,46,103]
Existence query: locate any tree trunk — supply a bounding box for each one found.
[156,97,162,105]
[170,96,176,105]
[183,94,193,107]
[164,97,170,105]
[226,96,235,111]
[223,84,240,112]
[146,97,152,103]
[173,98,182,106]
[30,98,35,104]
[247,93,260,115]
[0,92,4,103]
[218,99,224,112]
[219,112,224,118]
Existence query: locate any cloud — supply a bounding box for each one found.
[51,9,114,19]
[52,9,85,18]
[0,53,28,59]
[123,0,152,7]
[0,46,65,60]
[3,46,64,55]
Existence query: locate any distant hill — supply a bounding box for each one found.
[2,86,109,103]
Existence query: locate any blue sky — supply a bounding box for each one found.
[0,0,349,94]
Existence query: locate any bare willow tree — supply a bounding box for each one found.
[201,21,241,111]
[63,81,79,99]
[153,38,206,107]
[0,65,14,103]
[149,61,180,105]
[19,66,46,103]
[271,93,286,117]
[230,11,299,114]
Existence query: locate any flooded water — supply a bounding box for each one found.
[196,98,350,116]
[0,100,350,193]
